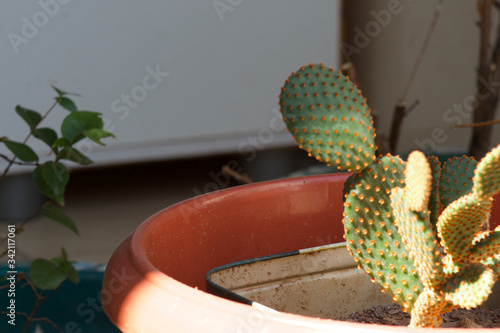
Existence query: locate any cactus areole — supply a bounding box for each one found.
[279,63,500,328]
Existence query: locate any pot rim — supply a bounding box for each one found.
[104,173,497,332]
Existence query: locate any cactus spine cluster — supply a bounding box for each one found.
[279,63,500,327]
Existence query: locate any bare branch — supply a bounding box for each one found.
[400,0,444,101]
[389,0,444,154]
[453,118,500,128]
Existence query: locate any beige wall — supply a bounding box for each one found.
[344,0,499,155]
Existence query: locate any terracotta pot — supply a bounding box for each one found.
[103,173,500,332]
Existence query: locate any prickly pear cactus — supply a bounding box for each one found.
[279,63,500,327]
[279,63,422,312]
[391,149,500,327]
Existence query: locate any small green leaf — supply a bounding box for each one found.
[16,105,42,129]
[51,85,81,97]
[82,128,115,146]
[32,162,69,205]
[30,258,67,290]
[56,96,78,112]
[52,137,71,149]
[57,147,93,165]
[32,128,58,148]
[3,140,38,162]
[61,111,102,144]
[51,85,67,96]
[61,247,68,261]
[41,203,79,235]
[60,260,80,284]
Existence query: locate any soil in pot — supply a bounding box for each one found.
[341,303,500,328]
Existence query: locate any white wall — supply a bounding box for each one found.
[0,1,341,172]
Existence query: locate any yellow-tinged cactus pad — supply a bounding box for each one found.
[405,151,432,212]
[443,263,495,310]
[279,63,376,172]
[471,229,500,263]
[410,289,447,327]
[437,194,492,265]
[473,143,500,198]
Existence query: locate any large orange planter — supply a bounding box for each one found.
[102,173,500,332]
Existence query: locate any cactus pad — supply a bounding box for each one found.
[391,188,445,290]
[471,229,500,263]
[410,289,447,327]
[437,194,492,265]
[443,262,495,310]
[405,151,432,211]
[279,63,376,172]
[473,144,500,198]
[344,155,422,311]
[439,156,477,209]
[391,153,446,289]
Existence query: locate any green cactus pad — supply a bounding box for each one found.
[344,155,422,311]
[443,263,495,310]
[437,194,492,265]
[439,156,477,209]
[279,63,376,172]
[427,155,442,237]
[473,143,500,198]
[470,229,500,263]
[391,188,445,290]
[391,152,444,289]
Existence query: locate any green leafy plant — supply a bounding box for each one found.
[279,63,500,327]
[0,85,114,332]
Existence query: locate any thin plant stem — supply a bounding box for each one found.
[0,100,58,182]
[0,207,42,252]
[0,274,63,332]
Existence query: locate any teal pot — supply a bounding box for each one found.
[1,263,120,333]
